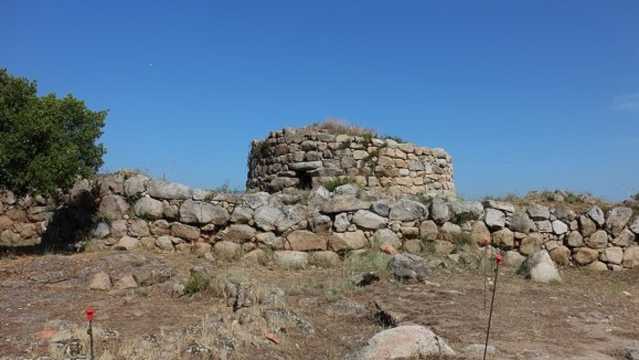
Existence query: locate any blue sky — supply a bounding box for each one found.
[3,1,638,200]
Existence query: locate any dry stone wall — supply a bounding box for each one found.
[246,127,455,196]
[3,172,638,273]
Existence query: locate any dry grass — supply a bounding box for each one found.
[306,118,377,137]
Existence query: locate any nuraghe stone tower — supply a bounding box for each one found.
[246,126,454,196]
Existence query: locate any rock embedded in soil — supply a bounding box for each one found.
[522,250,561,283]
[388,253,431,282]
[351,325,454,360]
[89,271,112,290]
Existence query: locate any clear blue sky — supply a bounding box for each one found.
[3,1,638,200]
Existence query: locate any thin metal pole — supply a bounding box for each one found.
[483,260,500,360]
[89,320,94,360]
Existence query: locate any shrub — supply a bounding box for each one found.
[184,272,210,296]
[306,118,377,137]
[0,68,106,196]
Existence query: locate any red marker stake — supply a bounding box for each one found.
[86,306,95,360]
[483,253,501,360]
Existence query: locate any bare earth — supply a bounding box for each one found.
[1,250,638,359]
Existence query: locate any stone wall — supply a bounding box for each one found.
[246,127,455,196]
[3,172,638,272]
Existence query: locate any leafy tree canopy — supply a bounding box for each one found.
[0,68,106,196]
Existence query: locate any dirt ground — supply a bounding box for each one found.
[1,250,638,360]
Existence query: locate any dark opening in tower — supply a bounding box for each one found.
[296,171,313,190]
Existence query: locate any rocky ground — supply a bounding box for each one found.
[1,248,639,360]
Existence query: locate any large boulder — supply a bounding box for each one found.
[148,180,192,200]
[254,206,285,232]
[329,230,368,251]
[449,200,484,221]
[484,208,505,230]
[180,200,229,225]
[492,228,514,249]
[388,253,431,282]
[623,247,639,268]
[352,325,454,360]
[389,199,428,222]
[170,223,200,241]
[469,221,491,246]
[579,215,597,236]
[484,200,515,213]
[124,174,149,197]
[98,195,129,221]
[114,236,140,251]
[220,224,256,243]
[574,247,599,265]
[566,231,584,247]
[287,230,327,251]
[273,251,308,269]
[372,229,401,249]
[587,206,605,226]
[230,206,253,224]
[352,210,387,230]
[527,204,550,220]
[320,195,370,214]
[522,250,561,283]
[214,241,242,260]
[510,211,534,233]
[630,217,639,234]
[586,230,608,249]
[552,220,569,235]
[133,197,164,219]
[429,198,450,224]
[605,207,633,236]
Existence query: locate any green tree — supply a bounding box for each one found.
[0,68,106,196]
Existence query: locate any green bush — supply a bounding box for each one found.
[184,272,210,296]
[0,69,106,196]
[323,176,354,192]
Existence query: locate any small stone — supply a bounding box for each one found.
[114,236,139,251]
[89,272,112,290]
[388,253,431,282]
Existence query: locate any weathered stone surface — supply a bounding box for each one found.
[287,230,327,251]
[171,223,200,241]
[630,217,639,234]
[276,205,307,233]
[389,199,428,221]
[510,211,534,234]
[242,192,271,210]
[439,222,461,242]
[352,210,387,230]
[492,228,514,249]
[309,251,340,268]
[124,174,149,197]
[520,233,542,255]
[587,206,605,226]
[221,224,256,243]
[180,200,229,225]
[128,219,150,237]
[334,183,360,196]
[484,200,515,213]
[579,215,597,237]
[114,236,140,251]
[469,221,491,246]
[330,230,368,251]
[353,325,454,360]
[586,230,608,249]
[522,250,561,283]
[504,250,526,268]
[403,239,422,253]
[92,222,110,239]
[372,228,401,249]
[601,247,623,265]
[214,241,242,260]
[273,250,308,269]
[431,240,455,255]
[605,207,633,236]
[554,204,576,222]
[535,220,553,233]
[623,247,639,268]
[449,200,484,221]
[334,213,350,233]
[527,204,550,220]
[484,208,505,230]
[370,200,392,217]
[612,229,635,247]
[429,199,450,224]
[566,231,584,247]
[549,246,571,266]
[89,272,112,290]
[230,206,253,224]
[98,195,129,221]
[254,206,285,232]
[551,220,568,235]
[388,253,431,282]
[155,236,176,251]
[320,195,370,214]
[310,213,332,233]
[419,220,439,241]
[148,180,192,200]
[574,247,599,265]
[114,274,138,289]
